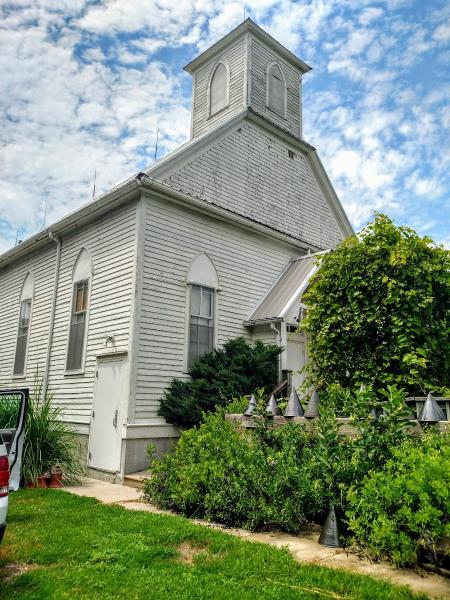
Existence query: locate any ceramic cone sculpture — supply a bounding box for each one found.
[284,387,304,417]
[318,506,342,548]
[304,388,320,418]
[419,393,446,423]
[266,394,280,417]
[243,394,256,417]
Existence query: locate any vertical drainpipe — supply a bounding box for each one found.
[41,231,61,399]
[270,321,283,382]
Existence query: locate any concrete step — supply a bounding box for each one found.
[123,470,148,489]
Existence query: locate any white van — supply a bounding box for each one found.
[0,389,28,543]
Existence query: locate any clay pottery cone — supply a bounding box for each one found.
[244,394,256,417]
[419,393,445,423]
[318,506,342,548]
[265,394,280,417]
[304,388,320,418]
[284,387,304,417]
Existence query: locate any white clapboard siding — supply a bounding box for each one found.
[46,203,137,424]
[250,37,302,138]
[133,193,303,421]
[0,202,137,426]
[0,243,57,395]
[163,121,343,249]
[192,37,246,138]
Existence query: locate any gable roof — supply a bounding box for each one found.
[245,253,322,324]
[148,108,354,241]
[184,18,312,75]
[0,173,313,271]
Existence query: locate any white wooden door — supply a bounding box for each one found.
[88,354,128,473]
[286,334,307,393]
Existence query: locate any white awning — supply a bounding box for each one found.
[245,253,324,325]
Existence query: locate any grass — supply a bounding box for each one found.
[0,490,425,600]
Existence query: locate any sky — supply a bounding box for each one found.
[1,0,449,253]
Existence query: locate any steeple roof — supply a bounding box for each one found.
[184,18,312,75]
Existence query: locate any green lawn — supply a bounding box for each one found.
[0,490,425,600]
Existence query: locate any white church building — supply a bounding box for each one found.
[0,19,353,479]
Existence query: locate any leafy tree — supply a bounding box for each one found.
[158,337,281,428]
[302,213,450,395]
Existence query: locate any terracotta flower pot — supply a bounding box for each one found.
[25,481,37,489]
[47,472,63,488]
[36,475,48,488]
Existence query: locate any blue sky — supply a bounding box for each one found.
[1,0,449,253]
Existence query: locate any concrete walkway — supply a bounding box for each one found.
[63,479,450,600]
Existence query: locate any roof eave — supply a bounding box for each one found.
[184,19,312,75]
[0,177,141,270]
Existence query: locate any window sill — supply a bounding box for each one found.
[64,369,86,377]
[11,374,26,380]
[266,105,287,120]
[207,104,230,120]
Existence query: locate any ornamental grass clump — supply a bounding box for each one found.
[22,375,85,485]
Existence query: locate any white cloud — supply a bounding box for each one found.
[434,22,450,42]
[0,0,448,251]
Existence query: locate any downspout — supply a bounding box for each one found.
[42,231,61,399]
[270,321,283,382]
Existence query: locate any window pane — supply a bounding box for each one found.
[66,314,86,371]
[210,63,227,116]
[200,288,213,318]
[13,334,27,375]
[190,285,201,316]
[14,299,31,375]
[74,281,88,313]
[67,280,89,371]
[188,285,215,368]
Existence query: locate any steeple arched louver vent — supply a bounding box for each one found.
[209,62,229,117]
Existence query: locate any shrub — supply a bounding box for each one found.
[302,213,450,395]
[346,433,450,567]
[144,409,271,529]
[146,384,420,536]
[22,378,85,484]
[158,337,281,428]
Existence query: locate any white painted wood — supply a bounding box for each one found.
[0,202,137,426]
[187,253,219,288]
[287,333,308,392]
[163,120,343,250]
[249,36,303,138]
[88,354,128,473]
[132,192,304,421]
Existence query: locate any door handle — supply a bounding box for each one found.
[113,409,118,428]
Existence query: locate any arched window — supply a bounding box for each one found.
[66,248,92,372]
[13,273,34,376]
[209,62,229,117]
[186,254,219,368]
[267,63,286,117]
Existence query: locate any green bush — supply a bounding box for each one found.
[146,397,336,531]
[346,433,450,567]
[302,213,450,395]
[158,338,281,428]
[146,384,421,537]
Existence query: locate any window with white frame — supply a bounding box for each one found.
[188,285,215,368]
[13,298,32,376]
[13,273,34,377]
[267,63,286,117]
[66,280,89,371]
[66,248,92,373]
[209,62,228,117]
